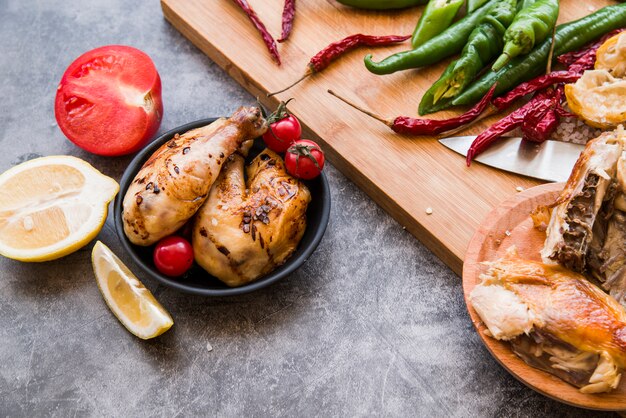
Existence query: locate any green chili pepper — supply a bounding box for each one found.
[491,0,559,71]
[518,0,539,10]
[364,0,499,75]
[467,0,489,13]
[335,0,428,9]
[419,0,517,115]
[452,3,626,108]
[411,0,464,48]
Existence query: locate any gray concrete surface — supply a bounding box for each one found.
[0,0,617,416]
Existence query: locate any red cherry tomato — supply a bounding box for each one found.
[55,45,163,156]
[262,114,301,153]
[285,139,325,180]
[153,236,194,277]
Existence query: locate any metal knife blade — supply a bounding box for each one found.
[438,136,585,183]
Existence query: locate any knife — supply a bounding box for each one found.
[439,136,585,183]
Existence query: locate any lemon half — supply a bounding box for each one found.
[92,241,173,339]
[0,156,118,262]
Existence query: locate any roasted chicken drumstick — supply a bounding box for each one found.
[193,148,311,287]
[122,106,267,246]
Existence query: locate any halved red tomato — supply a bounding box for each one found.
[55,45,163,156]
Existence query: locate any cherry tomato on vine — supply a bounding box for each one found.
[153,236,194,277]
[262,114,301,153]
[262,100,301,153]
[285,139,325,180]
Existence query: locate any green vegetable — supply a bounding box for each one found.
[492,0,559,71]
[419,0,517,115]
[467,0,489,12]
[364,0,499,75]
[335,0,428,9]
[411,0,464,48]
[452,3,626,108]
[518,0,539,9]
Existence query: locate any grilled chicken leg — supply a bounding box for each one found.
[193,148,311,287]
[122,106,267,246]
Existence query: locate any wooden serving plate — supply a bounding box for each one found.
[463,182,626,411]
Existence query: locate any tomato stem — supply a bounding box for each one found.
[266,99,294,124]
[288,143,322,170]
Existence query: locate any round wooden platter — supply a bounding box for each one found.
[463,182,626,411]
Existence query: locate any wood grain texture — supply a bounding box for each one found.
[463,182,626,411]
[160,0,615,275]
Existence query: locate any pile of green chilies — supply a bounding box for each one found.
[364,0,626,115]
[453,3,626,108]
[418,0,519,115]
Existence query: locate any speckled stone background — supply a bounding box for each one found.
[0,0,617,416]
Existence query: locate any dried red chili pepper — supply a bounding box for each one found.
[465,32,614,164]
[556,50,584,66]
[311,34,410,72]
[566,46,605,75]
[277,0,296,43]
[232,0,281,65]
[466,88,557,165]
[521,87,564,143]
[327,84,497,136]
[268,34,410,96]
[492,71,575,110]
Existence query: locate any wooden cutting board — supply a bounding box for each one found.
[160,0,615,275]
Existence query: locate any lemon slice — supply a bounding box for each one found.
[92,241,173,339]
[0,155,119,262]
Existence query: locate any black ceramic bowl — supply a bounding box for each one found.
[114,118,330,296]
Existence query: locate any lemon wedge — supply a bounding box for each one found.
[0,155,118,262]
[92,241,173,339]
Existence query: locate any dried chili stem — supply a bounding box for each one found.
[268,68,313,97]
[327,90,391,125]
[232,0,281,65]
